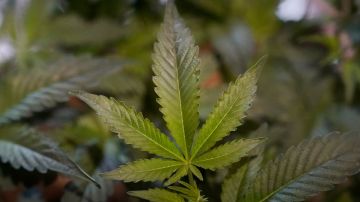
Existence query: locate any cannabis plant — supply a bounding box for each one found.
[0,57,125,189]
[73,2,360,202]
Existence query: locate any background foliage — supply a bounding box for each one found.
[1,0,360,201]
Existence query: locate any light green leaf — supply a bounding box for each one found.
[165,166,188,186]
[73,91,183,160]
[0,127,98,186]
[0,56,122,125]
[190,165,203,181]
[191,58,264,158]
[193,138,264,170]
[152,1,200,158]
[128,188,185,202]
[243,133,360,202]
[101,158,183,183]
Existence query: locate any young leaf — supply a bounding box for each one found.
[193,138,264,170]
[0,127,98,186]
[243,132,360,202]
[165,166,188,186]
[0,56,122,125]
[191,58,264,158]
[169,181,207,202]
[128,188,185,202]
[152,1,200,158]
[101,158,183,183]
[73,91,183,160]
[189,165,203,181]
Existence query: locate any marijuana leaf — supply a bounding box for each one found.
[0,56,123,125]
[152,0,200,158]
[74,1,264,198]
[128,188,185,202]
[191,58,264,158]
[243,132,360,202]
[101,158,183,182]
[0,126,98,186]
[193,138,264,170]
[73,91,183,161]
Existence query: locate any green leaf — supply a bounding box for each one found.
[101,158,183,183]
[191,58,264,158]
[152,1,200,158]
[189,165,203,181]
[128,188,185,202]
[221,125,267,202]
[193,138,264,170]
[243,132,360,202]
[0,127,98,186]
[0,56,122,125]
[165,166,188,186]
[73,91,183,160]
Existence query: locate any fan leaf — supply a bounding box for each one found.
[190,165,203,181]
[152,1,200,158]
[0,56,122,125]
[73,91,183,160]
[0,127,98,186]
[191,58,264,158]
[101,158,183,183]
[128,188,185,202]
[193,138,264,170]
[243,133,360,202]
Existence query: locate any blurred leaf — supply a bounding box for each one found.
[343,60,360,103]
[0,56,124,125]
[81,174,114,202]
[48,15,125,47]
[0,126,98,186]
[212,24,255,76]
[230,0,279,41]
[243,132,360,202]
